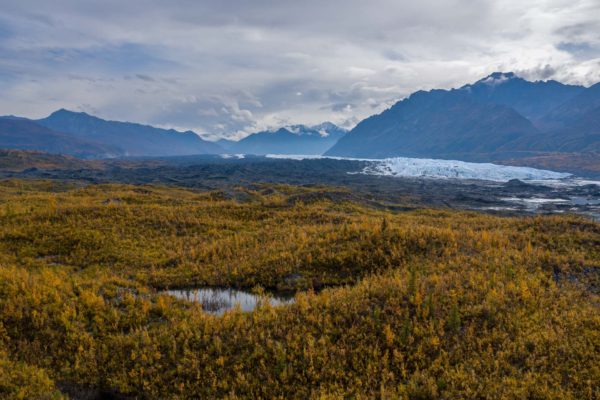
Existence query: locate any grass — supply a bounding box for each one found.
[0,179,598,399]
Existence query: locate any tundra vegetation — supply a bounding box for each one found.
[0,179,598,399]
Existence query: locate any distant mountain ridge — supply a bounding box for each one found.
[325,87,540,159]
[326,72,599,159]
[228,122,346,155]
[0,117,120,158]
[215,138,237,151]
[2,72,598,161]
[1,109,345,158]
[460,72,584,121]
[528,82,600,152]
[37,109,223,157]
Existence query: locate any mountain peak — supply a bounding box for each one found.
[0,115,30,121]
[457,71,585,120]
[273,123,346,138]
[53,108,75,115]
[36,109,223,156]
[48,108,91,119]
[326,70,595,159]
[477,72,518,86]
[230,122,345,155]
[489,71,516,79]
[310,122,347,136]
[311,121,336,130]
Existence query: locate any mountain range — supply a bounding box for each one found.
[326,72,600,159]
[0,117,119,158]
[0,110,346,158]
[38,109,223,156]
[0,110,223,157]
[224,122,347,155]
[1,72,599,161]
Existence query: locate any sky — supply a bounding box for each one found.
[0,0,599,140]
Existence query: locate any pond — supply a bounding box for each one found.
[162,287,295,315]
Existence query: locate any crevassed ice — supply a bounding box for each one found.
[220,153,245,159]
[264,154,572,182]
[364,157,571,182]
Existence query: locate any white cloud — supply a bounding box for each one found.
[0,0,598,138]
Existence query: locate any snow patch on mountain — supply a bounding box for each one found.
[220,153,245,159]
[275,122,346,137]
[461,72,518,91]
[480,72,516,86]
[285,126,301,134]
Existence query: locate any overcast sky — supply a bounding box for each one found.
[1,0,599,140]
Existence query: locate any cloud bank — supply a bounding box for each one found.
[1,0,599,139]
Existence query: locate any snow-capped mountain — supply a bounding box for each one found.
[229,123,347,155]
[326,72,596,160]
[460,72,584,120]
[472,72,518,86]
[325,84,540,159]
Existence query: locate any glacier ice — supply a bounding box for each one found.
[265,154,572,182]
[363,157,572,182]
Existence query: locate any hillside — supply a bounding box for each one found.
[326,73,600,160]
[215,138,237,151]
[527,82,600,152]
[461,72,584,120]
[325,88,540,159]
[0,181,598,398]
[0,117,120,158]
[498,152,600,178]
[36,109,224,157]
[0,149,96,171]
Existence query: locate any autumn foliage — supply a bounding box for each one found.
[0,180,598,399]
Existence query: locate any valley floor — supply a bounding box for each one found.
[0,179,598,399]
[2,152,600,220]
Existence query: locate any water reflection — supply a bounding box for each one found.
[163,287,295,315]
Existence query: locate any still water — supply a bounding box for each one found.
[163,287,295,315]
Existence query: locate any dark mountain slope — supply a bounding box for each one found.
[37,109,223,157]
[517,82,600,152]
[325,88,540,159]
[461,72,584,121]
[215,138,237,151]
[539,82,600,129]
[0,118,120,157]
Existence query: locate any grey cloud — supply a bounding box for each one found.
[322,103,356,113]
[554,21,600,44]
[136,74,155,82]
[515,64,558,81]
[1,0,599,137]
[382,50,406,62]
[556,42,599,60]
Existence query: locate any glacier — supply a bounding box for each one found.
[362,157,572,182]
[265,154,572,182]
